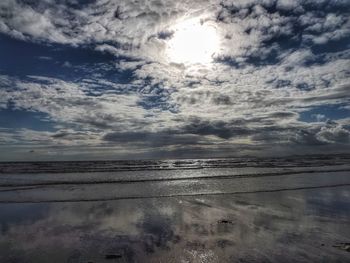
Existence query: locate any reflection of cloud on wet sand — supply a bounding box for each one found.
[0,187,350,262]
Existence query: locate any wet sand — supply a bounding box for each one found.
[0,156,349,262]
[0,186,349,262]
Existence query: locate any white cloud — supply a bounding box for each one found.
[0,0,349,158]
[0,75,148,131]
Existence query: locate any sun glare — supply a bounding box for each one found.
[166,18,220,65]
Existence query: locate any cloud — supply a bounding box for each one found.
[316,121,350,143]
[312,114,327,122]
[0,75,147,130]
[0,0,349,159]
[102,131,206,148]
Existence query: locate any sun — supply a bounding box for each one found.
[166,18,220,65]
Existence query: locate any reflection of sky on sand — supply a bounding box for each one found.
[1,187,349,262]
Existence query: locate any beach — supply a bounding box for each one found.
[2,0,350,261]
[0,155,349,262]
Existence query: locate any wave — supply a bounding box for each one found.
[1,154,350,174]
[0,167,349,188]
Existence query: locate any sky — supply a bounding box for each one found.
[0,0,349,161]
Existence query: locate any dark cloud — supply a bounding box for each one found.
[180,118,250,139]
[103,131,205,147]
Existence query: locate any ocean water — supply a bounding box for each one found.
[0,155,349,262]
